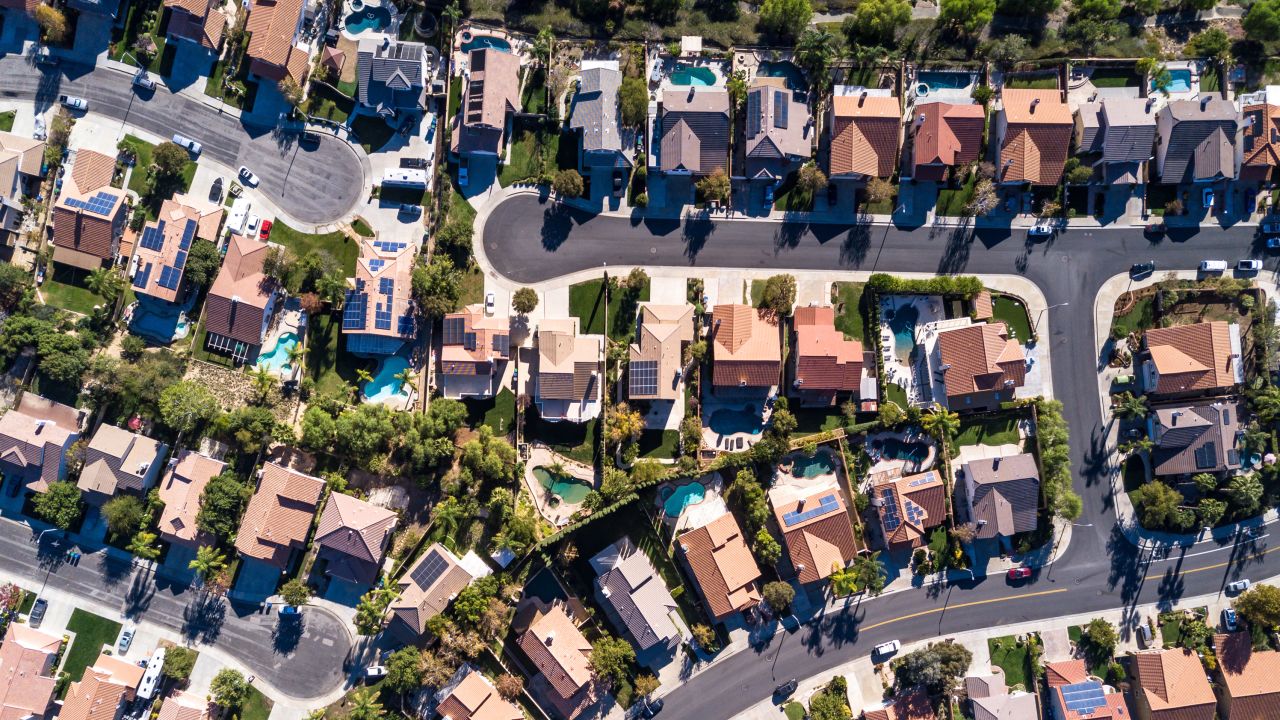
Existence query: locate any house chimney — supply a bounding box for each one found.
[1030,98,1040,113]
[993,456,1000,469]
[1146,97,1156,112]
[544,632,556,646]
[859,91,867,107]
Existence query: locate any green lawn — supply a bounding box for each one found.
[637,429,680,459]
[1004,76,1059,89]
[19,588,35,614]
[937,173,976,217]
[988,635,1031,691]
[120,135,198,214]
[885,382,907,410]
[569,278,649,342]
[1111,295,1156,338]
[1088,66,1139,88]
[861,191,896,215]
[784,703,805,720]
[64,609,123,683]
[773,171,813,212]
[304,82,355,123]
[464,387,516,435]
[42,264,105,315]
[352,114,398,153]
[955,415,1020,447]
[307,313,368,398]
[526,414,596,464]
[240,684,273,720]
[0,111,14,132]
[1201,68,1220,93]
[351,217,374,237]
[521,67,547,115]
[108,0,167,73]
[793,407,845,434]
[991,294,1033,344]
[1159,607,1208,647]
[1068,625,1082,644]
[499,125,565,187]
[270,222,359,275]
[832,281,866,341]
[460,264,485,308]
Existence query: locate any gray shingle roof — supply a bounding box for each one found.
[1100,98,1157,164]
[659,87,730,174]
[1159,97,1239,183]
[962,454,1040,539]
[357,38,427,114]
[570,67,622,153]
[1151,400,1243,476]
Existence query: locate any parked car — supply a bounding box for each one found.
[172,134,202,156]
[399,203,420,216]
[245,214,261,237]
[638,698,664,718]
[1028,222,1053,237]
[59,95,87,111]
[1200,259,1228,273]
[238,166,260,187]
[773,679,798,699]
[1144,222,1165,237]
[1137,623,1153,647]
[29,598,47,628]
[300,131,321,147]
[1203,187,1216,211]
[1222,607,1239,631]
[1007,566,1033,581]
[485,292,496,314]
[132,71,156,90]
[365,665,387,680]
[1238,259,1263,272]
[873,640,901,659]
[259,219,272,241]
[1227,579,1251,594]
[1263,219,1280,235]
[1266,236,1280,250]
[399,157,428,169]
[1130,261,1156,279]
[118,627,134,653]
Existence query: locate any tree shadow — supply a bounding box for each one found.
[683,211,714,262]
[936,221,974,275]
[1105,524,1144,607]
[540,205,573,251]
[122,571,155,619]
[272,613,305,655]
[96,552,133,588]
[839,222,872,268]
[772,217,806,252]
[181,591,227,644]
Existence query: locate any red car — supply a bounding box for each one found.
[259,219,272,241]
[1007,566,1033,581]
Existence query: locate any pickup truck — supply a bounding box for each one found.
[59,95,87,111]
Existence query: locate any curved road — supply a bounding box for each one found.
[0,54,365,225]
[483,194,1280,719]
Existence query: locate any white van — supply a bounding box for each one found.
[172,134,202,156]
[1200,260,1228,273]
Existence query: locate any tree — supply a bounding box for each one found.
[891,641,973,695]
[1187,27,1232,61]
[152,142,191,181]
[280,578,311,607]
[160,380,220,436]
[759,0,812,40]
[691,623,716,650]
[512,287,539,314]
[1081,617,1118,664]
[753,527,782,565]
[634,674,660,698]
[197,472,248,537]
[794,28,840,98]
[759,274,796,316]
[32,481,82,530]
[606,402,644,448]
[34,4,67,42]
[619,77,648,128]
[383,647,423,694]
[354,587,397,635]
[1246,0,1280,44]
[589,636,635,685]
[1198,497,1227,527]
[978,35,1027,68]
[262,246,295,285]
[1192,473,1218,494]
[278,77,304,108]
[1073,0,1122,20]
[851,551,887,596]
[726,70,748,110]
[162,646,197,681]
[496,673,524,699]
[87,267,126,304]
[412,255,462,318]
[552,169,584,198]
[1229,473,1264,516]
[921,408,960,443]
[1066,163,1094,185]
[532,27,554,69]
[210,669,249,708]
[0,263,31,311]
[808,687,852,720]
[999,0,1056,14]
[1235,583,1280,628]
[966,179,999,216]
[1112,391,1149,420]
[762,581,795,612]
[37,333,88,383]
[940,0,995,35]
[865,177,895,205]
[128,531,161,561]
[102,495,145,538]
[189,544,228,581]
[696,169,731,205]
[796,162,827,198]
[1131,480,1188,530]
[183,239,222,287]
[348,688,384,720]
[849,0,909,46]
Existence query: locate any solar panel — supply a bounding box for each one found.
[375,301,392,330]
[442,316,465,345]
[179,219,197,250]
[1194,442,1218,469]
[369,259,385,274]
[374,240,406,253]
[85,191,117,215]
[908,472,936,487]
[174,250,188,269]
[1061,682,1105,715]
[343,289,367,330]
[157,265,181,290]
[774,90,788,129]
[63,197,85,210]
[397,314,415,337]
[379,277,394,295]
[1222,408,1231,425]
[493,334,510,357]
[880,488,901,531]
[410,548,449,590]
[782,494,839,527]
[140,221,166,251]
[746,90,761,138]
[463,331,477,351]
[630,359,658,396]
[132,262,151,289]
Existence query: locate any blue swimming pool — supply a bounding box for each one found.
[461,34,512,54]
[916,71,973,97]
[887,304,920,363]
[670,65,716,86]
[363,354,411,403]
[708,405,763,435]
[344,6,391,33]
[791,451,835,478]
[129,296,190,344]
[660,483,706,518]
[872,437,930,464]
[758,60,807,91]
[533,466,593,504]
[1160,68,1192,93]
[256,332,299,376]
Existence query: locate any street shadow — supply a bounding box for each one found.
[1105,523,1143,607]
[122,571,155,619]
[272,613,305,655]
[1153,551,1187,611]
[936,221,974,275]
[181,591,227,643]
[95,552,133,587]
[683,211,714,262]
[839,223,872,267]
[772,217,806,252]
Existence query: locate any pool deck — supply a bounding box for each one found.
[772,447,841,491]
[522,445,596,527]
[731,49,797,86]
[699,396,773,454]
[877,294,944,408]
[258,307,307,380]
[451,22,526,78]
[340,0,401,42]
[657,57,729,94]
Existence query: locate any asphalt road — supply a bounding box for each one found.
[0,518,353,699]
[0,54,365,225]
[482,194,1280,719]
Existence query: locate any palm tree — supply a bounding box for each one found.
[251,365,277,402]
[430,498,464,542]
[1252,385,1280,424]
[128,531,161,562]
[1113,391,1149,421]
[189,545,228,581]
[286,343,306,372]
[355,367,375,392]
[393,367,416,396]
[442,0,461,39]
[347,688,385,720]
[921,408,961,443]
[532,27,554,71]
[87,266,125,304]
[851,551,886,596]
[795,28,839,109]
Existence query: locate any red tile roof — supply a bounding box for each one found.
[829,94,900,178]
[516,602,592,704]
[793,305,863,392]
[872,470,946,549]
[911,102,985,180]
[677,513,761,620]
[711,304,781,388]
[1214,632,1280,718]
[205,234,275,346]
[234,462,325,567]
[770,485,857,584]
[1145,322,1238,395]
[245,0,308,83]
[998,89,1072,185]
[1133,648,1215,720]
[937,322,1025,399]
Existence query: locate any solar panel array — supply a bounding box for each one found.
[880,488,900,531]
[493,334,510,356]
[630,360,658,396]
[461,331,476,350]
[908,472,936,487]
[379,277,394,294]
[139,220,167,252]
[133,262,151,289]
[410,547,449,589]
[442,316,465,345]
[374,276,396,331]
[178,219,196,250]
[368,259,386,273]
[64,191,118,216]
[1060,682,1105,716]
[373,240,407,253]
[782,493,839,528]
[157,265,182,290]
[774,90,788,129]
[904,499,925,526]
[343,282,368,330]
[397,314,415,336]
[1194,442,1218,469]
[746,90,761,138]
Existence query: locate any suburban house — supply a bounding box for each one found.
[203,233,279,363]
[994,88,1072,186]
[0,395,81,495]
[627,303,694,404]
[453,48,521,161]
[51,149,128,270]
[964,669,1040,720]
[958,453,1041,542]
[343,237,416,355]
[313,492,398,589]
[356,38,428,118]
[244,0,310,85]
[862,689,937,720]
[438,303,512,399]
[769,484,858,585]
[0,132,45,246]
[1132,648,1215,720]
[908,101,984,181]
[515,598,597,720]
[132,194,224,305]
[743,76,812,181]
[1155,96,1240,184]
[589,538,690,666]
[1142,321,1242,397]
[929,321,1026,412]
[676,512,761,622]
[1240,87,1280,181]
[658,86,731,176]
[1074,97,1158,185]
[568,66,631,176]
[59,654,144,720]
[158,691,213,720]
[162,0,227,51]
[387,543,491,642]
[234,462,325,574]
[1148,400,1244,478]
[790,304,869,407]
[710,304,781,394]
[1213,631,1280,718]
[156,450,226,549]
[827,90,900,180]
[76,423,168,504]
[534,318,604,423]
[0,624,62,720]
[1045,660,1129,720]
[871,470,947,552]
[434,665,523,720]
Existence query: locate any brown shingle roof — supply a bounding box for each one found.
[516,601,592,703]
[1145,321,1238,395]
[793,305,863,392]
[1133,648,1215,720]
[455,49,521,155]
[157,450,226,546]
[53,150,126,267]
[628,304,694,401]
[937,322,1026,399]
[711,304,780,388]
[829,94,900,178]
[234,462,324,567]
[389,543,476,638]
[1214,632,1280,718]
[962,454,1040,539]
[999,89,1072,185]
[205,234,275,346]
[677,513,761,620]
[872,470,946,549]
[536,321,602,402]
[911,102,984,180]
[314,492,397,565]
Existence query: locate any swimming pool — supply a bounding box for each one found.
[791,452,836,478]
[344,6,391,33]
[256,332,299,376]
[461,34,512,54]
[1160,68,1192,93]
[887,304,921,363]
[533,466,593,504]
[129,297,190,344]
[670,65,716,86]
[872,437,930,464]
[758,60,807,91]
[660,483,706,517]
[707,405,763,435]
[916,71,973,97]
[363,353,411,403]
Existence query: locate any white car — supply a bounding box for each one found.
[245,214,261,237]
[117,627,134,653]
[132,71,156,90]
[1227,579,1251,594]
[172,134,202,156]
[485,292,495,314]
[365,665,387,680]
[873,640,900,659]
[1200,260,1228,273]
[1028,222,1053,237]
[59,95,87,111]
[1238,259,1263,272]
[238,166,260,187]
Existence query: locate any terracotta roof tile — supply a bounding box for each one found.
[999,90,1072,185]
[1145,322,1238,395]
[206,234,275,346]
[0,624,60,720]
[677,513,761,620]
[157,450,225,545]
[435,667,523,720]
[937,322,1026,399]
[829,94,900,178]
[516,602,592,702]
[793,305,863,392]
[872,470,946,549]
[1214,632,1280,717]
[234,462,324,567]
[1133,648,1215,720]
[711,304,780,388]
[911,102,984,178]
[863,689,938,720]
[770,484,857,584]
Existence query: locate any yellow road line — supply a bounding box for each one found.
[859,588,1070,632]
[1144,543,1280,581]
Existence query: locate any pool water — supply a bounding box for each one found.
[708,405,763,435]
[888,304,920,363]
[1160,69,1192,93]
[670,65,716,86]
[363,353,411,403]
[344,6,391,33]
[757,60,807,91]
[533,466,593,504]
[661,483,706,517]
[873,437,929,464]
[256,332,299,376]
[129,296,191,344]
[916,71,973,96]
[791,452,835,478]
[461,35,512,54]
